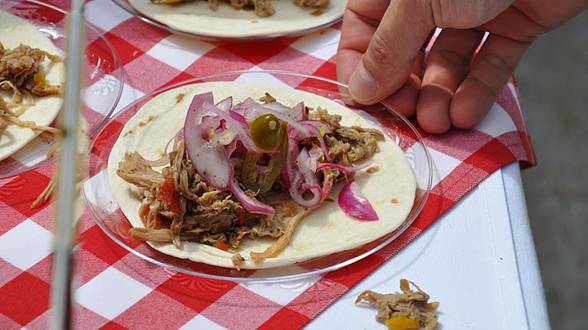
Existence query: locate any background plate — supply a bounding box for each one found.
[113,0,345,40]
[0,0,123,178]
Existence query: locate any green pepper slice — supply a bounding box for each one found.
[242,115,288,194]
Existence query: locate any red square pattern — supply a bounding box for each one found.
[0,258,21,287]
[463,139,515,174]
[74,248,111,285]
[79,225,130,265]
[432,163,490,202]
[286,280,347,319]
[72,305,109,330]
[28,202,53,231]
[411,193,454,230]
[102,33,145,66]
[114,291,196,330]
[496,131,530,163]
[258,307,310,330]
[0,171,50,219]
[496,84,526,132]
[424,129,493,161]
[258,48,326,86]
[156,274,237,313]
[184,48,256,78]
[26,303,108,330]
[323,254,385,288]
[108,18,171,53]
[100,321,129,330]
[26,255,52,284]
[220,40,293,65]
[163,72,197,89]
[123,54,182,94]
[0,312,20,330]
[87,36,121,76]
[201,285,282,330]
[0,272,50,326]
[0,201,28,236]
[113,251,173,289]
[375,226,423,258]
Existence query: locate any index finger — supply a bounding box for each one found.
[349,0,435,104]
[337,0,391,84]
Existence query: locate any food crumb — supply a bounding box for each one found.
[311,9,324,16]
[138,115,157,128]
[366,166,380,174]
[356,279,439,329]
[232,253,245,270]
[391,197,399,204]
[251,20,259,24]
[123,129,133,137]
[259,92,276,103]
[176,93,185,104]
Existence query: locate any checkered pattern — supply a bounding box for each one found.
[0,1,536,329]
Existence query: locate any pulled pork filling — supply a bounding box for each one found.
[0,42,62,135]
[356,279,440,330]
[150,0,330,17]
[118,105,383,265]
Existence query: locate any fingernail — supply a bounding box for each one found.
[349,61,378,102]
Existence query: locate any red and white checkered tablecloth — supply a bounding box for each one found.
[0,1,536,329]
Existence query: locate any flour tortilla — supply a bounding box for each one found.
[0,11,65,162]
[108,81,416,269]
[128,0,346,38]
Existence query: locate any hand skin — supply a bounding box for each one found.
[337,0,588,133]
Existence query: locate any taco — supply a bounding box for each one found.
[0,10,65,162]
[108,82,416,269]
[128,0,346,38]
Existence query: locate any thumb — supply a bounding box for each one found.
[348,0,434,104]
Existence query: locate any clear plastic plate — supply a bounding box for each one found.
[0,0,123,178]
[112,0,344,41]
[83,70,432,283]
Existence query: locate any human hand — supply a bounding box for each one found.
[337,0,587,133]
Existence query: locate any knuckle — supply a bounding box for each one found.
[469,75,500,96]
[439,49,470,68]
[366,33,390,68]
[479,53,514,74]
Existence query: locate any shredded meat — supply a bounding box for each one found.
[250,208,312,263]
[254,0,275,17]
[117,152,165,188]
[0,42,62,143]
[293,0,329,9]
[232,252,245,270]
[259,92,276,104]
[0,42,61,105]
[309,107,341,129]
[356,279,440,330]
[151,0,329,17]
[120,141,298,264]
[308,107,384,165]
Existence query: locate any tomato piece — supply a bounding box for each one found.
[215,240,229,251]
[158,178,181,214]
[139,204,149,224]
